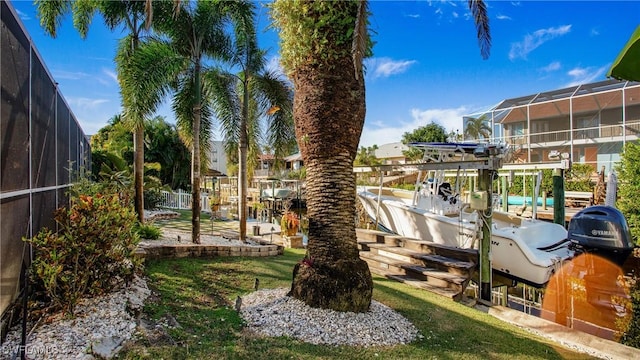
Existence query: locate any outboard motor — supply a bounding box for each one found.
[567,205,635,266]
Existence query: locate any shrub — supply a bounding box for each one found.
[25,193,142,314]
[135,222,161,240]
[617,274,640,348]
[144,188,164,210]
[616,141,640,245]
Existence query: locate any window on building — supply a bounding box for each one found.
[575,115,600,139]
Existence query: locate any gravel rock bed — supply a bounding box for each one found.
[240,288,421,346]
[1,276,150,360]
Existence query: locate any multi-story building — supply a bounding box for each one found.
[464,79,640,173]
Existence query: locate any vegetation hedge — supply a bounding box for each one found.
[25,193,142,314]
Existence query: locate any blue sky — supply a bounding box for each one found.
[7,0,640,148]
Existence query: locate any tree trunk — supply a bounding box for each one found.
[238,75,250,242]
[192,62,202,244]
[288,55,372,312]
[133,126,145,223]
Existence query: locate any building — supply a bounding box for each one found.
[374,142,410,165]
[463,79,640,173]
[207,140,227,176]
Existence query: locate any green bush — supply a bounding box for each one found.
[135,222,161,240]
[617,275,640,348]
[616,141,640,245]
[144,189,164,210]
[25,193,142,314]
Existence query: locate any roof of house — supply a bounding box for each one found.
[259,153,275,161]
[284,153,302,162]
[374,142,409,159]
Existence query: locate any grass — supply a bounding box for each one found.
[122,211,597,359]
[152,208,242,234]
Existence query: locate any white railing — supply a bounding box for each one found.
[160,190,212,212]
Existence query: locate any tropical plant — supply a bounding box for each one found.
[270,0,491,312]
[354,145,381,184]
[616,141,640,244]
[143,116,191,190]
[464,114,492,141]
[36,0,153,224]
[134,222,162,240]
[401,122,449,162]
[270,0,373,311]
[207,14,295,242]
[280,211,300,236]
[122,1,255,244]
[25,193,142,314]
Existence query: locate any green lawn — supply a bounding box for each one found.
[121,243,597,359]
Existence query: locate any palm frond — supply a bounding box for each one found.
[35,0,72,38]
[70,0,99,38]
[468,0,491,60]
[352,0,369,80]
[117,37,185,129]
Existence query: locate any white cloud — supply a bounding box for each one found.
[405,13,420,19]
[496,14,512,21]
[509,25,572,60]
[541,61,561,72]
[16,9,30,21]
[67,97,110,110]
[564,65,609,87]
[52,70,92,80]
[359,106,469,148]
[103,68,119,84]
[366,57,417,79]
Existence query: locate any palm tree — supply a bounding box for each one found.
[269,0,373,312]
[206,34,295,242]
[269,0,491,312]
[464,114,492,142]
[36,0,153,224]
[122,0,255,244]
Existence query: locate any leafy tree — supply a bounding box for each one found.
[36,0,153,224]
[207,19,295,241]
[615,144,640,347]
[123,1,255,244]
[90,114,134,163]
[616,141,640,244]
[91,115,191,191]
[464,114,492,141]
[354,145,381,184]
[143,117,191,190]
[354,145,380,166]
[401,122,448,162]
[270,0,490,312]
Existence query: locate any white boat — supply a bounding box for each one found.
[356,142,573,287]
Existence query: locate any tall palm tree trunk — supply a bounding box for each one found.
[238,75,250,242]
[288,55,372,312]
[192,61,202,244]
[133,127,145,223]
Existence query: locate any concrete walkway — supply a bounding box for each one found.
[479,304,640,360]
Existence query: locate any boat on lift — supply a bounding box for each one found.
[357,142,572,287]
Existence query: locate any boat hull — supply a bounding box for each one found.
[357,187,571,287]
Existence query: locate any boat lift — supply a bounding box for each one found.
[353,142,571,302]
[354,142,509,302]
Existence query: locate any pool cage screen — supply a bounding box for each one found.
[1,0,91,336]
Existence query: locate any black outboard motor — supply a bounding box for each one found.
[567,205,635,266]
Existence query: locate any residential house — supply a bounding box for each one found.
[463,79,640,173]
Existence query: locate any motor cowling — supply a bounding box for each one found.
[567,205,635,265]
